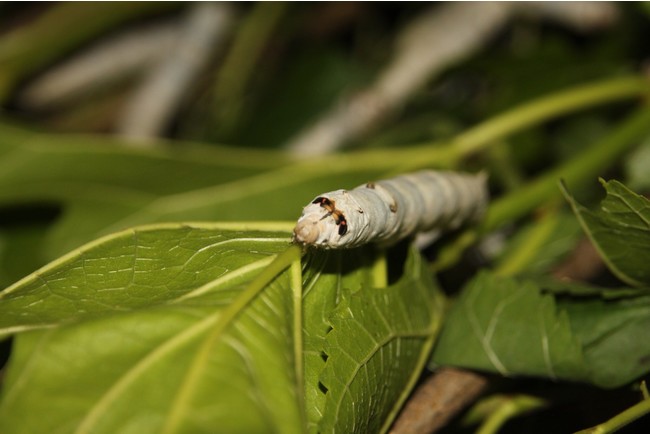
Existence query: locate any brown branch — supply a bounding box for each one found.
[552,237,604,282]
[390,367,489,434]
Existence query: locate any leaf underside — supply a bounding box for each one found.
[433,271,650,388]
[319,246,442,433]
[435,180,650,388]
[0,224,442,433]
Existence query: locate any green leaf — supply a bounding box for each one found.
[0,123,289,200]
[0,224,441,433]
[0,223,293,335]
[433,272,650,388]
[40,164,390,258]
[319,246,443,433]
[573,385,650,434]
[562,179,650,287]
[0,124,404,258]
[3,76,649,260]
[301,249,381,431]
[0,223,303,433]
[533,280,650,388]
[433,272,587,383]
[560,292,650,388]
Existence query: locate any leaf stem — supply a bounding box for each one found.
[483,104,650,232]
[493,203,560,277]
[431,230,478,273]
[210,2,288,134]
[433,104,650,271]
[476,395,547,434]
[449,76,649,160]
[573,392,650,434]
[278,75,650,175]
[371,250,388,288]
[371,75,650,170]
[290,254,306,430]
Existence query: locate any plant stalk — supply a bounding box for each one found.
[434,104,650,271]
[483,104,650,232]
[382,75,650,170]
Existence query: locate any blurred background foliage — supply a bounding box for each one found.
[1,2,650,432]
[0,2,647,143]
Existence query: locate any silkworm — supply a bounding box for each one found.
[293,170,488,248]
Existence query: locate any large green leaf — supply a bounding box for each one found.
[0,223,441,433]
[0,223,301,434]
[39,165,395,258]
[530,280,650,388]
[0,223,292,335]
[562,179,650,287]
[433,272,586,382]
[432,272,650,388]
[0,124,289,199]
[0,124,409,259]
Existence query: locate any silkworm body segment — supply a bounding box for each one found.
[292,170,488,249]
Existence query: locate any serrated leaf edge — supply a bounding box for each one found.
[560,180,647,287]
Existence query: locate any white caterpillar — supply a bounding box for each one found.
[293,170,488,249]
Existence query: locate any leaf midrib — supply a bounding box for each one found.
[74,313,219,434]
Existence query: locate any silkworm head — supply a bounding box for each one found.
[292,202,342,247]
[293,212,323,245]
